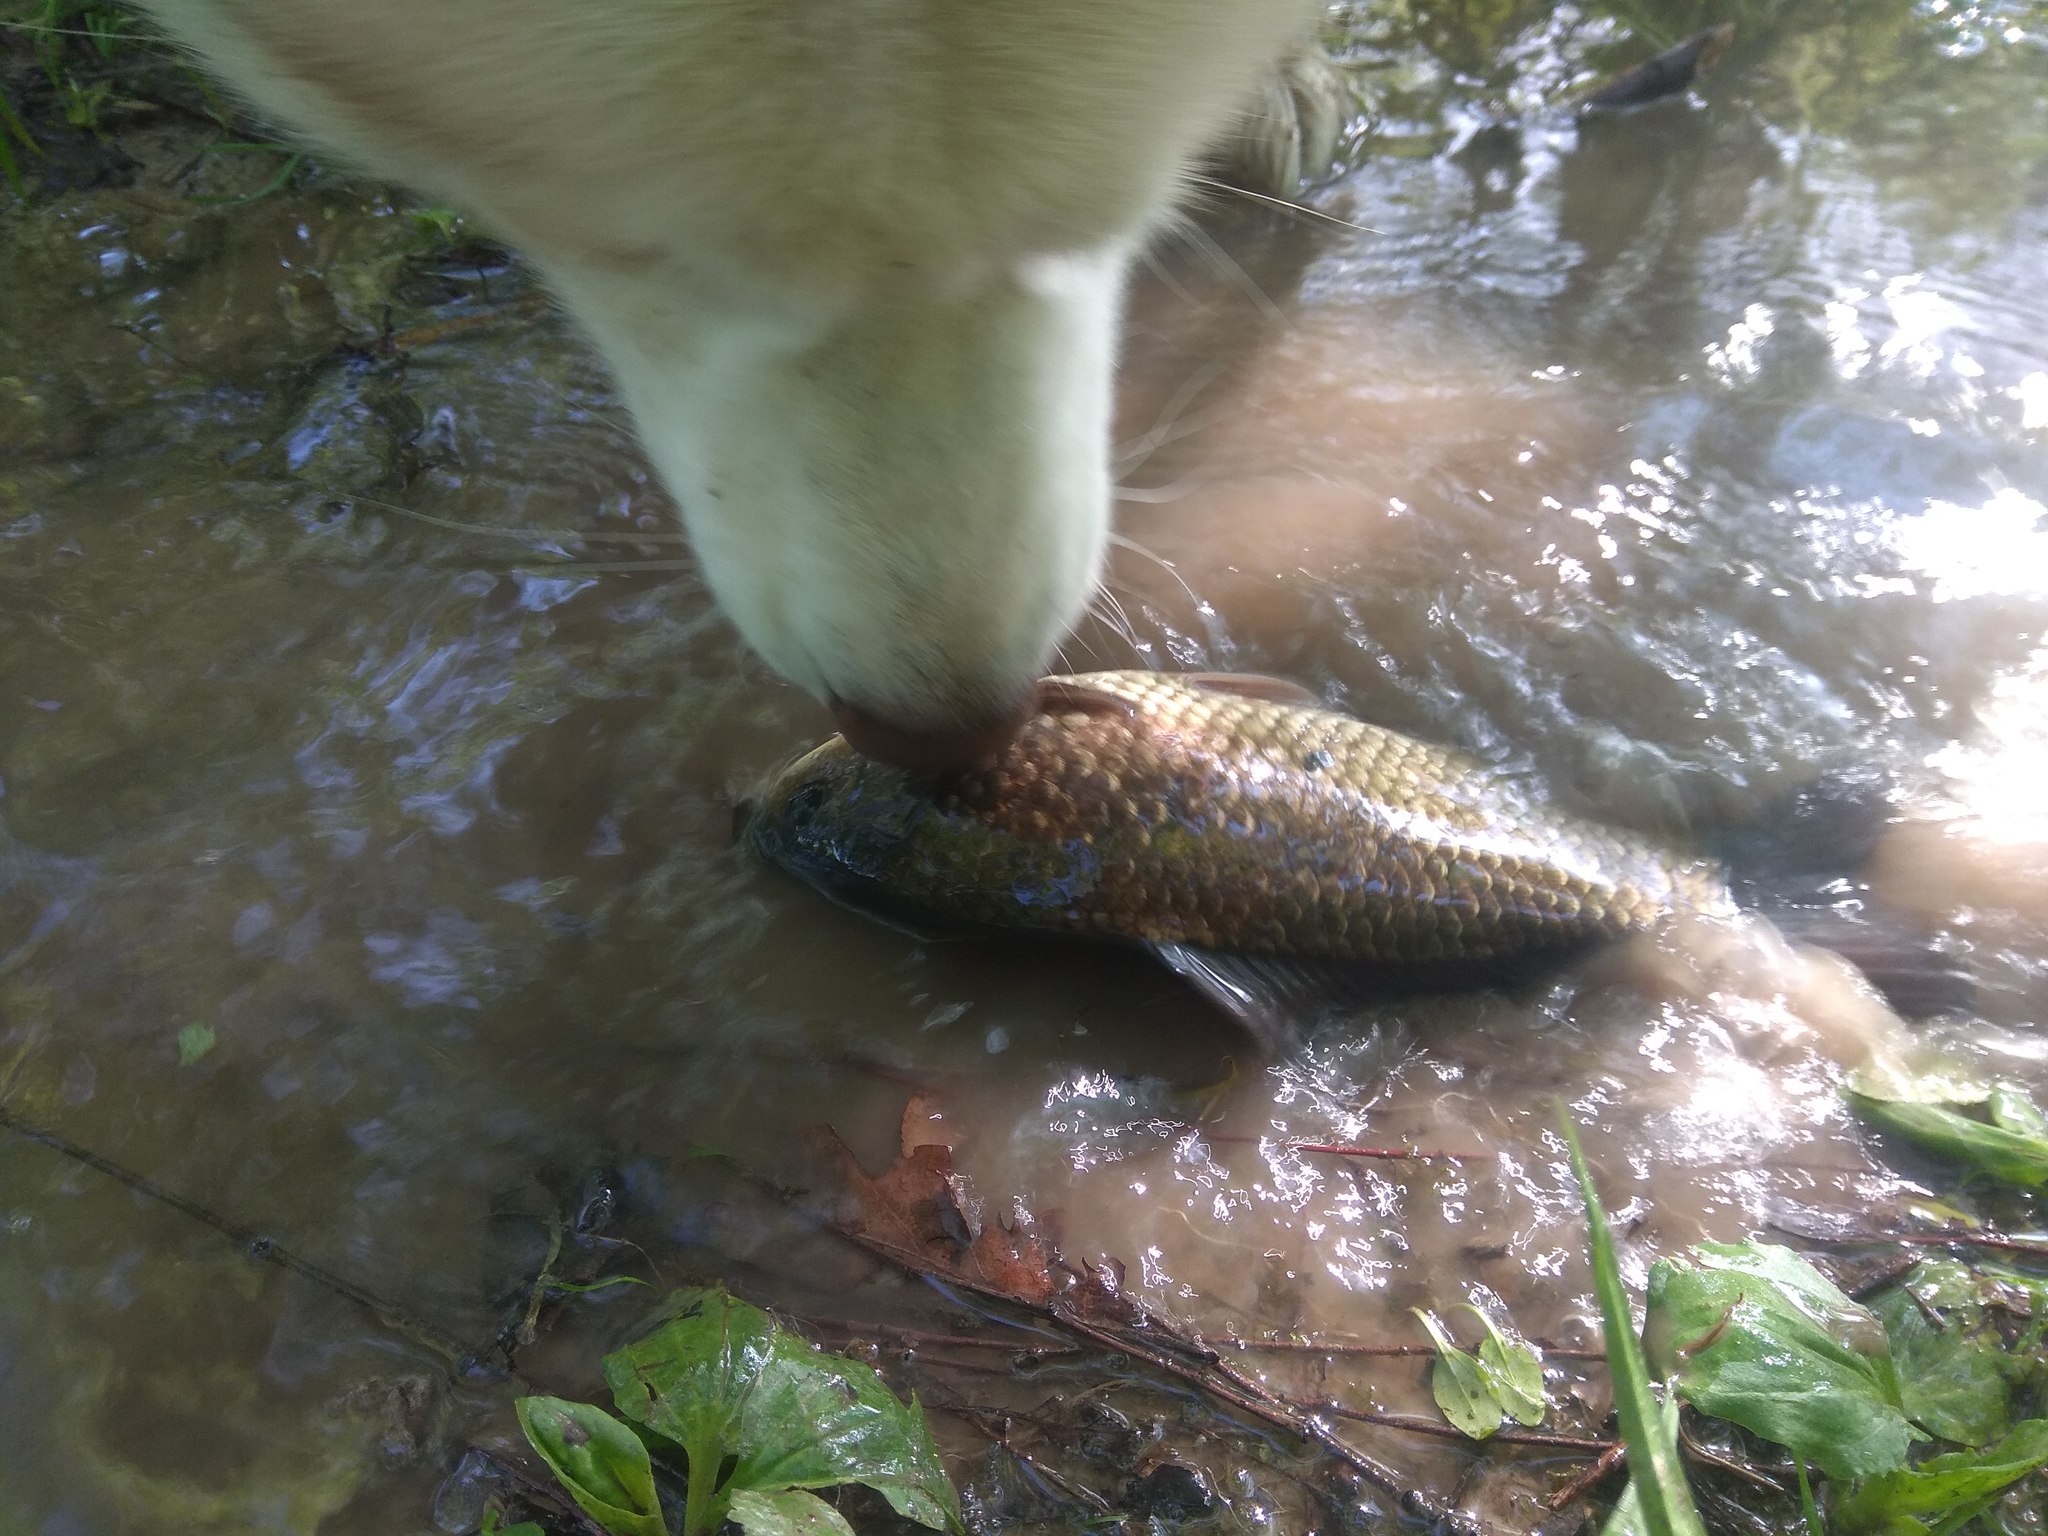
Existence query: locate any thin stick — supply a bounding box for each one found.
[1548,1441,1628,1511]
[1305,1401,1616,1453]
[831,1224,1444,1521]
[0,1104,478,1364]
[1779,1225,2048,1259]
[1222,1336,1607,1361]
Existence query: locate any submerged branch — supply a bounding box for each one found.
[0,1103,481,1366]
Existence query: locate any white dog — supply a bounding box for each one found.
[135,1,1336,765]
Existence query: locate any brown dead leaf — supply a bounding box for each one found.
[820,1124,1056,1304]
[899,1092,958,1156]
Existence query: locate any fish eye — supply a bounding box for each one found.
[782,781,830,823]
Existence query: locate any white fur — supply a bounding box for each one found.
[133,0,1326,729]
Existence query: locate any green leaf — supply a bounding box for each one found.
[1837,1419,2048,1533]
[1462,1304,1547,1427]
[1600,1391,1688,1536]
[1870,1283,2011,1447]
[1413,1309,1502,1439]
[1989,1083,2048,1139]
[176,1022,216,1066]
[1643,1241,1919,1481]
[480,1514,545,1536]
[601,1288,961,1534]
[544,1274,652,1296]
[1846,1076,2048,1189]
[728,1487,858,1536]
[1560,1110,1706,1536]
[514,1396,667,1536]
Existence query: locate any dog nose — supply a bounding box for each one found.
[828,694,1031,773]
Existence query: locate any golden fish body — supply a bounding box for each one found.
[748,671,1732,966]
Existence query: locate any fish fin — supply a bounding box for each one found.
[1176,672,1327,708]
[1033,680,1139,719]
[1150,944,1399,1052]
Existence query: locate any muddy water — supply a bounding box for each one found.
[3,3,2047,1532]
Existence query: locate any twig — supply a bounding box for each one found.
[1780,1225,2048,1259]
[832,1225,1448,1523]
[941,1400,1117,1515]
[1304,1401,1616,1453]
[1547,1441,1627,1511]
[1221,1335,1606,1360]
[1679,1418,1787,1495]
[1184,1128,1485,1163]
[0,1103,480,1365]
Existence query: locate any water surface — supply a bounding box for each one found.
[3,2,2047,1530]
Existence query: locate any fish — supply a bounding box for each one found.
[745,671,1749,1025]
[1576,23,1737,114]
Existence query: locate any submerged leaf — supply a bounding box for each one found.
[1846,1075,2048,1188]
[1414,1309,1502,1439]
[821,1127,1060,1307]
[513,1397,666,1536]
[1870,1281,2011,1447]
[728,1487,858,1536]
[1989,1083,2048,1139]
[1463,1304,1547,1427]
[1836,1419,2048,1533]
[601,1288,960,1533]
[1644,1241,1918,1481]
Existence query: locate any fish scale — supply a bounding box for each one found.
[748,671,1732,966]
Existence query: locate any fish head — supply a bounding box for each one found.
[745,737,936,910]
[746,730,1106,932]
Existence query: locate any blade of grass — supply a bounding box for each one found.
[0,85,38,198]
[1560,1106,1706,1536]
[1794,1458,1822,1536]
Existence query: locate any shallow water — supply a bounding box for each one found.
[3,3,2047,1531]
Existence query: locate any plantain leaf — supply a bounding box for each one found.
[601,1287,961,1533]
[1463,1304,1546,1427]
[727,1487,859,1536]
[1846,1073,2048,1189]
[1643,1241,1919,1481]
[513,1397,667,1536]
[1413,1308,1502,1439]
[1836,1419,2048,1533]
[1869,1275,2011,1447]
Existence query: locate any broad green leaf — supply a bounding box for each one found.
[176,1023,216,1065]
[514,1397,667,1536]
[1837,1419,2048,1533]
[1846,1076,2048,1189]
[728,1488,858,1536]
[1413,1309,1501,1438]
[1870,1283,2010,1447]
[601,1288,961,1533]
[1643,1241,1919,1481]
[1990,1083,2048,1138]
[1463,1304,1547,1427]
[1561,1111,1706,1536]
